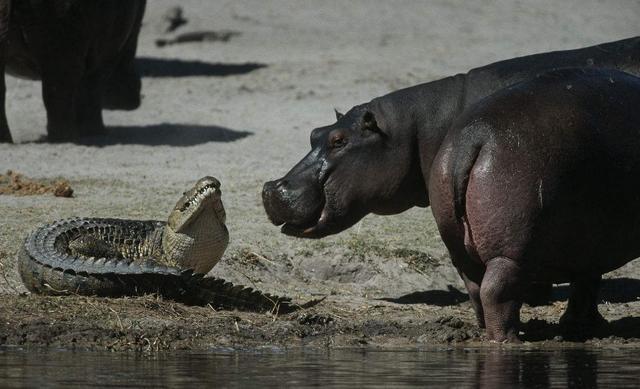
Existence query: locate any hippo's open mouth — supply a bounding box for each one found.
[279,195,328,238]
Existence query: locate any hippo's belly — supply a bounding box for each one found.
[523,202,640,283]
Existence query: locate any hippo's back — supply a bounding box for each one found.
[431,68,640,282]
[464,36,640,107]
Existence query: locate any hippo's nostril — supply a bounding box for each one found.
[276,179,288,189]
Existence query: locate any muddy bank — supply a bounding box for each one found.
[2,290,640,352]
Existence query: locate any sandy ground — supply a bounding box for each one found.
[1,0,640,350]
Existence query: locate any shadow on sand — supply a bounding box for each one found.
[380,285,469,306]
[136,57,267,78]
[382,277,640,307]
[73,123,252,146]
[384,277,640,341]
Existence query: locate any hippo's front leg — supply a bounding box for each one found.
[480,256,524,342]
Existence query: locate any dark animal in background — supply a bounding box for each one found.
[0,0,146,143]
[262,37,640,342]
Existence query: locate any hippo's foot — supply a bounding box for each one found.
[480,256,524,343]
[558,275,607,340]
[559,308,607,340]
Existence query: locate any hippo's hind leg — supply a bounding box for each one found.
[480,256,524,342]
[559,274,606,338]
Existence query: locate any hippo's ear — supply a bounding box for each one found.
[362,111,386,137]
[334,109,344,121]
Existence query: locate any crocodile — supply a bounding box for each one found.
[18,176,290,313]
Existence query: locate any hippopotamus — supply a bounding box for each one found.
[262,37,640,342]
[0,0,146,143]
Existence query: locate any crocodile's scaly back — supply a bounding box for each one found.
[19,218,181,295]
[18,177,290,313]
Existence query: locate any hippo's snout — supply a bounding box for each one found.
[262,179,288,225]
[262,178,324,229]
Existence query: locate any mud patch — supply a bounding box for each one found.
[0,170,73,197]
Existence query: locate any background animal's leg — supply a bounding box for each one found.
[26,16,86,142]
[0,0,11,143]
[559,274,605,336]
[102,1,144,110]
[480,256,524,342]
[76,72,106,136]
[38,51,85,141]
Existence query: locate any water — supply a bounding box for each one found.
[1,347,639,388]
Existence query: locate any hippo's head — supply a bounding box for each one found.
[263,104,428,238]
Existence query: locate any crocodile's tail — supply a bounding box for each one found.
[178,274,293,314]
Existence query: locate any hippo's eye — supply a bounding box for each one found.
[330,133,347,149]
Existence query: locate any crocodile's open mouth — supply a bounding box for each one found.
[179,181,220,212]
[169,177,222,230]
